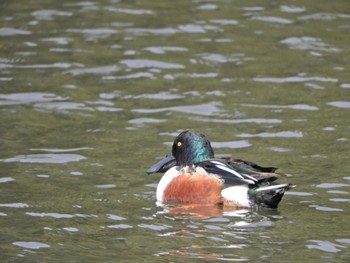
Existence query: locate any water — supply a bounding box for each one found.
[1,0,350,262]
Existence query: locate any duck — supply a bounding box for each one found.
[147,130,294,209]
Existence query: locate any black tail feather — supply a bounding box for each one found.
[249,184,294,208]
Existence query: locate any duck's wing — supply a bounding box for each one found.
[226,158,290,181]
[147,152,291,182]
[198,159,258,186]
[224,157,277,173]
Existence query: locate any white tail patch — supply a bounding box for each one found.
[221,185,250,208]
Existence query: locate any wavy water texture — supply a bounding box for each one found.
[1,1,350,262]
[132,102,223,116]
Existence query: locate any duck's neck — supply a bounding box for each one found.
[184,139,214,166]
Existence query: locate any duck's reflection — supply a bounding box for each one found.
[156,202,251,219]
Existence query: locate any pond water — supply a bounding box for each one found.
[1,0,350,262]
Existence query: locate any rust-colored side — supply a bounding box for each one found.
[163,173,222,204]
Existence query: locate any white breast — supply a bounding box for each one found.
[156,166,179,202]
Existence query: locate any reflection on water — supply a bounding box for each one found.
[1,153,87,163]
[0,92,67,105]
[1,0,350,262]
[327,101,350,109]
[253,75,338,83]
[307,240,348,253]
[13,241,50,250]
[281,37,342,52]
[153,207,288,261]
[132,102,223,116]
[237,131,303,138]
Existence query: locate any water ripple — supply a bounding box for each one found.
[41,37,73,45]
[329,198,350,203]
[309,205,343,212]
[63,227,79,232]
[0,27,31,36]
[107,224,133,229]
[128,118,167,128]
[253,75,338,83]
[106,7,154,15]
[241,103,318,111]
[13,241,50,250]
[138,223,172,231]
[143,46,188,54]
[96,106,123,112]
[105,72,154,81]
[120,59,184,69]
[66,28,118,41]
[209,19,239,25]
[64,65,120,76]
[280,5,306,13]
[178,24,208,33]
[195,53,254,65]
[327,101,350,109]
[269,147,292,152]
[25,212,97,218]
[50,48,88,53]
[281,37,342,52]
[1,154,87,164]
[95,184,117,189]
[196,38,233,43]
[125,27,178,36]
[107,214,126,221]
[328,190,349,195]
[340,83,350,89]
[237,131,303,138]
[0,203,29,208]
[31,9,72,20]
[337,239,350,245]
[211,140,251,149]
[316,183,349,188]
[298,13,350,21]
[251,16,293,24]
[30,147,92,153]
[34,102,94,112]
[0,177,15,183]
[285,191,313,196]
[125,91,184,100]
[192,117,282,124]
[228,220,274,228]
[243,6,265,12]
[197,53,231,63]
[132,102,223,116]
[164,72,218,79]
[197,4,218,10]
[0,62,72,69]
[307,240,345,253]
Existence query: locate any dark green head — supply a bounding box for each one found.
[172,130,214,167]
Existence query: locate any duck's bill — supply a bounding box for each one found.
[147,151,176,174]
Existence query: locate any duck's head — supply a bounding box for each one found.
[146,130,214,174]
[172,130,214,167]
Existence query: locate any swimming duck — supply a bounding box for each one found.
[148,130,294,209]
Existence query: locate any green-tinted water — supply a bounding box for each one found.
[1,0,349,262]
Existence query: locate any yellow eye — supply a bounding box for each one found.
[177,141,182,147]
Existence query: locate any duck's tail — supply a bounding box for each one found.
[248,184,295,209]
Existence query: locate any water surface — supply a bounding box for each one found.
[1,0,350,262]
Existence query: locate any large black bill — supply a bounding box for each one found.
[146,151,176,174]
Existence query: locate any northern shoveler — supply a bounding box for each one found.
[147,130,294,209]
